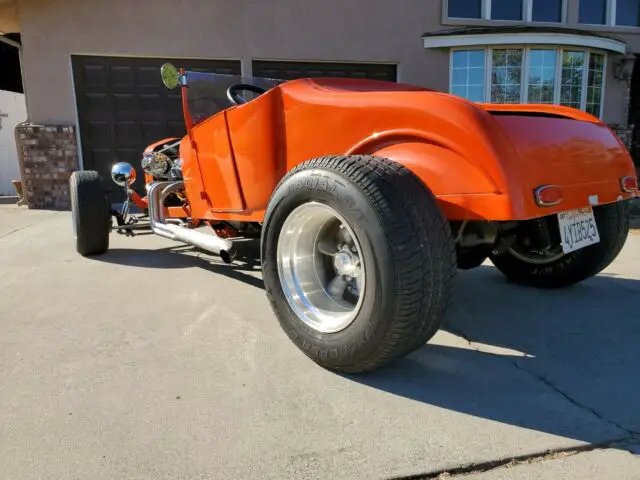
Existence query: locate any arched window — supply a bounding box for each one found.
[450,46,606,117]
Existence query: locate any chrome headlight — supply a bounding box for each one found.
[111,162,137,187]
[141,151,171,177]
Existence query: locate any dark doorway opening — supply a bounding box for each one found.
[0,33,23,93]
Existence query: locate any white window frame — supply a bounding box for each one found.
[446,0,568,24]
[448,45,607,119]
[578,0,640,28]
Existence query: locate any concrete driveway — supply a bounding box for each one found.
[1,205,639,479]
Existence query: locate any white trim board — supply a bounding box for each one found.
[424,33,628,54]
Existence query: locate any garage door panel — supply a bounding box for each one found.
[83,121,111,145]
[72,55,241,200]
[140,121,168,143]
[167,120,187,134]
[83,93,110,117]
[252,60,397,82]
[110,66,135,87]
[114,122,141,145]
[112,94,138,114]
[139,94,163,112]
[87,149,115,184]
[79,64,108,88]
[167,94,183,113]
[137,66,165,87]
[115,148,143,163]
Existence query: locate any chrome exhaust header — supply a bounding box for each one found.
[147,181,237,263]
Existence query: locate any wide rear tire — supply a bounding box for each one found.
[70,170,111,256]
[490,201,630,288]
[261,155,457,373]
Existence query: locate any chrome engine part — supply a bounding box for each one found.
[141,140,183,180]
[147,181,237,263]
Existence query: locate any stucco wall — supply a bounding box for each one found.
[17,0,451,125]
[15,0,640,126]
[0,1,19,32]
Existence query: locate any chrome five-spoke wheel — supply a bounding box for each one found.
[277,202,365,333]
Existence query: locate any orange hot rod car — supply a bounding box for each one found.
[70,63,638,373]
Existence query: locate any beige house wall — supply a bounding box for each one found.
[17,0,451,125]
[0,0,18,32]
[13,0,640,126]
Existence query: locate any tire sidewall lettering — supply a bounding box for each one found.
[262,168,394,366]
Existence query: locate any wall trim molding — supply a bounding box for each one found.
[423,32,627,54]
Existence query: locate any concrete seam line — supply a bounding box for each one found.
[510,361,640,437]
[0,211,65,240]
[446,325,640,437]
[387,435,640,480]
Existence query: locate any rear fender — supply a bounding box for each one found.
[348,133,520,220]
[358,139,499,195]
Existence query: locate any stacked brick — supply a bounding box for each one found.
[608,123,634,152]
[15,124,78,210]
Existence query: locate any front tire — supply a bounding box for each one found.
[261,155,456,373]
[70,170,111,256]
[490,201,630,288]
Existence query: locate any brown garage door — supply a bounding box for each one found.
[252,60,397,82]
[71,55,241,198]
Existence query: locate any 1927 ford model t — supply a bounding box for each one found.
[70,63,638,373]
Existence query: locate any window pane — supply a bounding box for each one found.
[560,51,585,109]
[452,85,468,98]
[452,68,467,86]
[504,85,521,102]
[529,50,544,66]
[527,49,557,104]
[532,0,563,22]
[491,49,523,104]
[468,85,485,102]
[616,0,640,26]
[494,66,507,84]
[449,0,482,18]
[586,53,605,118]
[579,0,606,24]
[468,50,485,68]
[452,50,469,68]
[451,50,486,102]
[492,0,523,20]
[469,67,485,85]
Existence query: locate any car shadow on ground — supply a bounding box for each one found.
[95,241,639,445]
[348,265,640,445]
[94,238,265,290]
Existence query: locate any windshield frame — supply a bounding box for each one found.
[180,70,286,126]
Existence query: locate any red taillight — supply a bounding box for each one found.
[534,185,563,207]
[621,176,638,193]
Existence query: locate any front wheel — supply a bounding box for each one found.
[261,155,456,373]
[490,201,630,288]
[70,170,111,256]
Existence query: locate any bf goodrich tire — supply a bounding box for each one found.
[490,201,630,289]
[70,170,111,256]
[261,155,457,373]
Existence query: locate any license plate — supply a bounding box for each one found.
[557,208,600,254]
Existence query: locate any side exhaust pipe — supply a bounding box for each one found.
[147,181,237,263]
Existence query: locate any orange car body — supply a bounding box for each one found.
[150,77,637,223]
